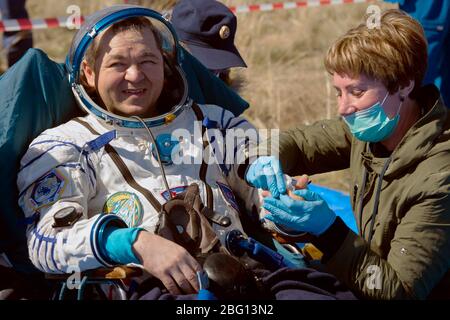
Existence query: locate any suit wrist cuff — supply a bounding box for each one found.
[92,214,128,267]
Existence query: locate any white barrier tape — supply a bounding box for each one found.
[0,0,375,32]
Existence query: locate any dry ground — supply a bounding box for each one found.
[1,0,396,192]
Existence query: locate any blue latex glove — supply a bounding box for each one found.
[263,189,336,236]
[245,156,287,198]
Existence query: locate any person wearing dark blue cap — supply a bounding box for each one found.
[171,0,247,85]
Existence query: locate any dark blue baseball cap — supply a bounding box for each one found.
[171,0,247,70]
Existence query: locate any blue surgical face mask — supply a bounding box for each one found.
[343,92,403,142]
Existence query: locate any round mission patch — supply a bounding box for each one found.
[103,191,143,227]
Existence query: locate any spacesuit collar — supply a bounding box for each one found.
[87,99,192,134]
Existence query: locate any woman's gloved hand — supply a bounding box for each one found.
[262,189,336,236]
[245,156,287,198]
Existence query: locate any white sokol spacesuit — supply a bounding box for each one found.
[16,6,261,274]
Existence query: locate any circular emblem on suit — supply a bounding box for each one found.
[219,25,230,39]
[103,191,143,227]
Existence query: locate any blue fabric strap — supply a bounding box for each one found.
[86,130,116,152]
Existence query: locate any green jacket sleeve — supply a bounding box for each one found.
[316,171,450,299]
[258,117,353,176]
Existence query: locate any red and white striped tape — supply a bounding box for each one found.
[229,0,374,14]
[0,0,375,32]
[0,17,85,33]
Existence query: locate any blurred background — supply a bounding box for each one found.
[0,0,396,192]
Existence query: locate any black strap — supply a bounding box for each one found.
[357,168,368,235]
[367,157,392,245]
[191,104,214,211]
[72,117,162,212]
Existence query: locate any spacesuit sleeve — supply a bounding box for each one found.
[218,109,264,216]
[17,133,126,273]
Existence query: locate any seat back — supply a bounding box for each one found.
[0,48,82,272]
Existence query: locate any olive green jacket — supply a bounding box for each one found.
[261,85,450,299]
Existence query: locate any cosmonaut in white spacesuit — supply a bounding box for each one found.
[16,6,277,296]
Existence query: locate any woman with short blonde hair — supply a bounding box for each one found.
[247,9,450,299]
[325,9,427,99]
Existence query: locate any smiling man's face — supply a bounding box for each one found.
[83,26,164,118]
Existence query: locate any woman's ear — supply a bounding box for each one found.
[81,60,96,89]
[400,80,415,100]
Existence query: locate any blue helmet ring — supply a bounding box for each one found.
[66,5,190,128]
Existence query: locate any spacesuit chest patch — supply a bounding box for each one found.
[30,169,66,209]
[161,186,189,201]
[216,181,240,212]
[103,192,143,227]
